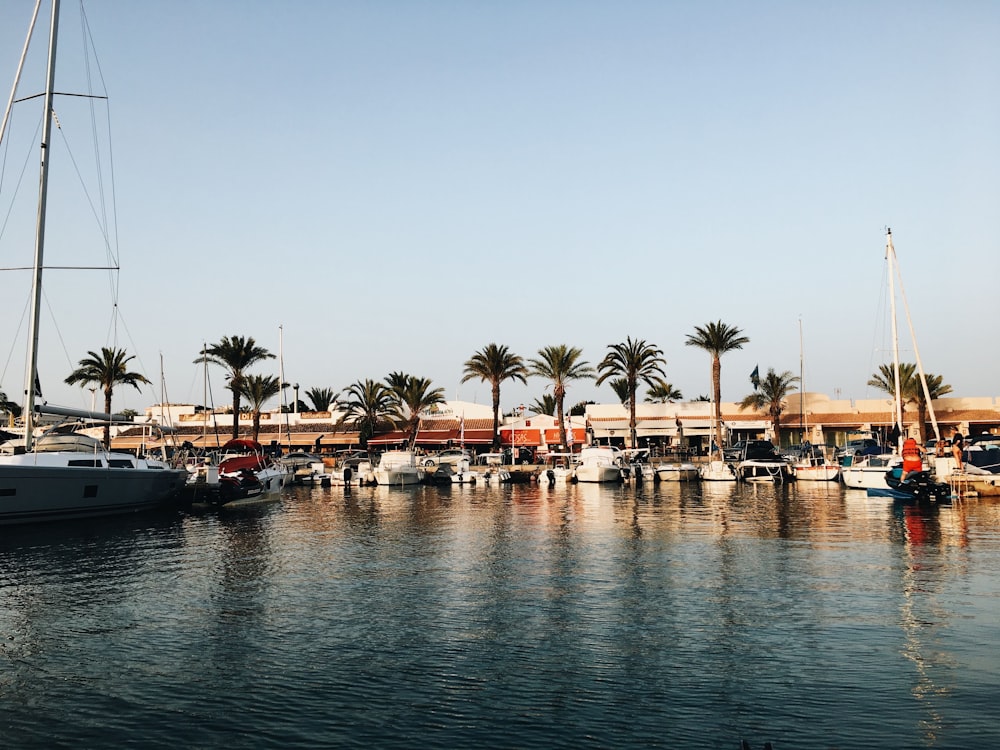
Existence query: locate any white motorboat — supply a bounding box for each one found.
[841,453,901,489]
[537,453,576,484]
[374,450,422,486]
[792,445,841,481]
[698,459,738,482]
[623,449,656,482]
[448,457,482,484]
[793,460,841,482]
[736,440,795,483]
[314,456,376,486]
[573,446,623,483]
[0,3,187,524]
[655,462,699,482]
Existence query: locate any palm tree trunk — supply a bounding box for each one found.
[252,412,261,442]
[712,356,722,452]
[103,390,113,449]
[491,383,501,449]
[231,390,241,440]
[629,387,637,449]
[556,391,566,448]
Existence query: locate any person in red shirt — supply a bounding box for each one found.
[901,437,923,478]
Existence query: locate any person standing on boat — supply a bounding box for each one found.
[902,437,923,479]
[952,434,965,473]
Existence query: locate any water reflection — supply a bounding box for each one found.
[3,483,1000,747]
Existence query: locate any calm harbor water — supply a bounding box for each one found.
[2,480,999,749]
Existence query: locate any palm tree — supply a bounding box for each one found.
[306,386,339,412]
[527,345,594,448]
[387,374,445,449]
[461,343,528,448]
[608,377,630,404]
[239,374,282,442]
[868,362,952,443]
[645,379,683,403]
[685,320,749,454]
[384,371,410,393]
[196,336,274,440]
[595,337,666,448]
[530,394,558,417]
[739,368,799,444]
[336,379,399,447]
[0,390,21,421]
[64,347,150,448]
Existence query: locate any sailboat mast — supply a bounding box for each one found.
[799,317,805,443]
[887,229,904,452]
[892,238,942,442]
[22,0,60,452]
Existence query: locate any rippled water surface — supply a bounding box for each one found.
[2,481,999,748]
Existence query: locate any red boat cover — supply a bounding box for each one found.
[219,438,268,474]
[221,438,263,453]
[219,454,269,474]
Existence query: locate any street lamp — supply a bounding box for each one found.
[294,383,299,414]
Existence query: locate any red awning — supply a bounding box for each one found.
[542,427,585,445]
[501,428,542,446]
[367,431,409,446]
[458,429,495,445]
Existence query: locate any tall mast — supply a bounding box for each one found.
[887,228,904,452]
[893,235,942,443]
[799,317,805,443]
[23,0,60,451]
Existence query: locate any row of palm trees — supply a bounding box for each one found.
[20,320,951,450]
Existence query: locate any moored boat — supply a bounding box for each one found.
[217,439,287,496]
[655,462,700,482]
[736,440,795,483]
[866,467,950,502]
[373,450,422,486]
[0,3,187,524]
[792,445,841,481]
[573,446,623,483]
[537,452,576,485]
[699,459,738,482]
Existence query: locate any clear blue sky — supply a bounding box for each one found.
[2,0,998,416]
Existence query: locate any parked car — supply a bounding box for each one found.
[422,449,472,467]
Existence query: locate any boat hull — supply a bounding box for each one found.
[794,464,841,481]
[656,464,699,482]
[699,460,737,482]
[574,465,622,483]
[0,454,186,525]
[374,468,421,486]
[738,460,795,483]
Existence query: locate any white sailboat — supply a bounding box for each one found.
[700,396,737,482]
[842,229,941,493]
[0,1,187,524]
[792,320,840,481]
